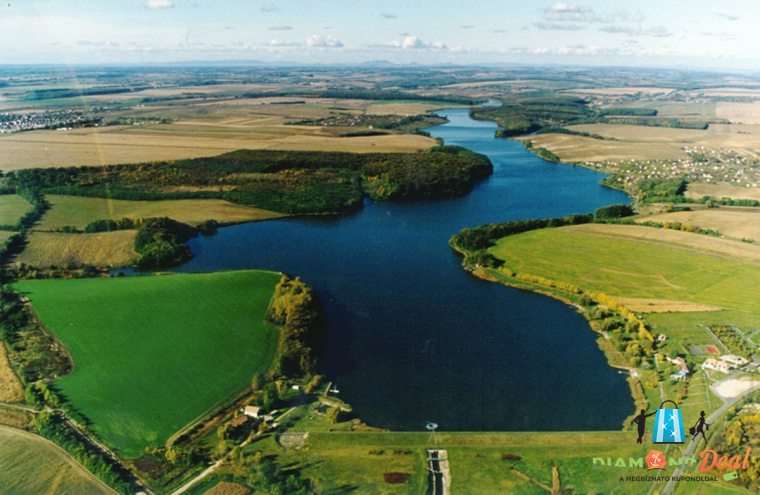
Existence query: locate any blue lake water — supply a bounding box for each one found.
[178,108,634,431]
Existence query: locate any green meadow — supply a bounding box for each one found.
[489,227,760,315]
[0,194,33,227]
[14,270,281,457]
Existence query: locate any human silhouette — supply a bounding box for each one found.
[691,411,709,443]
[632,409,657,444]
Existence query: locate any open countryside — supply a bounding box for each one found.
[12,270,281,457]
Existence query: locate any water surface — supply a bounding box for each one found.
[179,109,633,431]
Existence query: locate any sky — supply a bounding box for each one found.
[1,0,758,70]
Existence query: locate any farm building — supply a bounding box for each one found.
[243,406,262,418]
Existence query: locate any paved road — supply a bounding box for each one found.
[662,381,760,494]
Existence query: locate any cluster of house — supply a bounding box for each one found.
[0,110,99,134]
[229,405,279,431]
[701,355,749,374]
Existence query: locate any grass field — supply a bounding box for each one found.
[0,194,33,227]
[686,183,760,202]
[490,224,760,315]
[639,208,760,242]
[0,425,115,494]
[237,428,747,495]
[13,270,282,457]
[38,195,284,231]
[16,231,139,268]
[0,231,14,244]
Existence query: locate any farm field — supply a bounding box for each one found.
[0,425,115,494]
[16,231,139,268]
[13,270,282,457]
[0,98,440,170]
[0,342,23,403]
[38,195,284,231]
[521,123,760,163]
[489,224,760,314]
[685,183,760,202]
[638,208,760,242]
[0,194,32,226]
[0,231,14,244]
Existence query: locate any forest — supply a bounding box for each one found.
[5,147,492,215]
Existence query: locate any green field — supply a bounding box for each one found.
[490,226,760,316]
[0,194,33,227]
[14,270,282,457]
[0,425,114,494]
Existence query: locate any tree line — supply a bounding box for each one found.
[5,147,492,215]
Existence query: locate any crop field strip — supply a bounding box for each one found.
[0,342,24,403]
[0,425,115,494]
[37,195,284,231]
[637,208,760,242]
[13,270,282,457]
[16,231,139,268]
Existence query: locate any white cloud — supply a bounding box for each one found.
[380,36,447,50]
[306,34,343,47]
[146,0,173,10]
[269,39,300,47]
[534,22,584,31]
[543,2,596,22]
[598,24,672,37]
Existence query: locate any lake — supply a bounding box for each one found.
[178,108,634,432]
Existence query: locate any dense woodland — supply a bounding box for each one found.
[6,147,492,215]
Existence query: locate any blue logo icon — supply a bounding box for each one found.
[652,400,685,444]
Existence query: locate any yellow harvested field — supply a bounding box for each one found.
[613,297,723,314]
[364,102,452,115]
[0,194,32,226]
[0,343,23,403]
[563,223,760,264]
[39,196,283,230]
[0,106,437,170]
[17,231,139,268]
[518,133,687,162]
[524,123,760,163]
[689,87,760,98]
[566,87,676,95]
[0,425,116,494]
[205,481,251,495]
[685,183,760,201]
[0,409,32,429]
[638,208,760,242]
[716,102,760,124]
